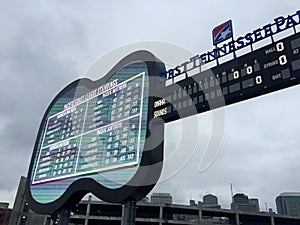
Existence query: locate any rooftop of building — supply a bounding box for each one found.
[278,192,300,197]
[151,192,172,196]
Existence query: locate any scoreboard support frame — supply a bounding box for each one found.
[122,200,137,225]
[58,208,71,225]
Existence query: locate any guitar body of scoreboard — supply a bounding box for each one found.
[26,51,166,214]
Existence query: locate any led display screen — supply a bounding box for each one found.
[26,51,165,214]
[32,72,145,186]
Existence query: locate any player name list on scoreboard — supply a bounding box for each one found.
[32,72,145,184]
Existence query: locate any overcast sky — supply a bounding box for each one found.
[0,1,300,212]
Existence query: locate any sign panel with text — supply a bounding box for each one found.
[26,51,166,214]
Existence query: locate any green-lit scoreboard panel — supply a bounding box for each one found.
[33,72,145,185]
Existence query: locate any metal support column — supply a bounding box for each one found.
[270,215,275,225]
[235,212,240,225]
[159,206,163,225]
[122,200,136,225]
[58,208,70,225]
[84,196,92,225]
[198,208,202,223]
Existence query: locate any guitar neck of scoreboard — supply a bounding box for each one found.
[153,32,300,123]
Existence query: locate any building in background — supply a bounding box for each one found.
[231,193,260,212]
[55,199,300,225]
[139,197,149,204]
[0,202,11,225]
[276,193,300,217]
[150,192,172,205]
[8,177,300,225]
[0,203,9,210]
[249,198,260,211]
[189,199,197,207]
[201,194,221,209]
[8,177,46,225]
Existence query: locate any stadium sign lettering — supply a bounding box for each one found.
[163,10,300,80]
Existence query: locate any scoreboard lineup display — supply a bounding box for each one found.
[154,32,300,122]
[33,72,145,184]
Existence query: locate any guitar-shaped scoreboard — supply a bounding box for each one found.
[26,13,300,216]
[26,51,166,214]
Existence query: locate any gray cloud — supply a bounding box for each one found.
[0,1,87,191]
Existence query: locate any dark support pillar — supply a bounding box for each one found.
[122,200,137,225]
[235,212,240,225]
[159,206,163,225]
[85,195,92,225]
[198,208,202,222]
[58,208,70,225]
[270,215,275,225]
